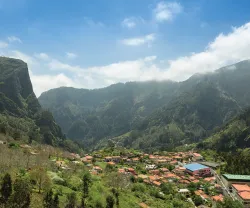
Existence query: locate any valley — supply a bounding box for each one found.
[1,57,250,207]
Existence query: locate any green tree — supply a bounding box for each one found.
[192,195,203,206]
[82,172,91,198]
[65,192,77,208]
[216,197,244,208]
[53,194,59,208]
[0,173,12,204]
[9,178,31,208]
[30,167,51,193]
[43,189,54,208]
[106,195,114,208]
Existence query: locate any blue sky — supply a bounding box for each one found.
[1,0,250,96]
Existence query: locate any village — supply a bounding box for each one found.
[55,148,250,208]
[0,139,249,208]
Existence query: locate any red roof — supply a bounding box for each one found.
[212,194,224,202]
[139,202,149,208]
[239,191,250,200]
[193,153,202,157]
[232,184,250,192]
[153,181,161,186]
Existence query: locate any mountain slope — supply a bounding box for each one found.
[39,60,250,150]
[0,57,65,145]
[198,107,250,152]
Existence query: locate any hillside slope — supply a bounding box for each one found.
[39,60,250,150]
[0,57,65,145]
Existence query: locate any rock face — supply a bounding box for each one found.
[0,57,65,145]
[0,57,40,116]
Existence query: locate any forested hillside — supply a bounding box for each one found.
[39,60,250,151]
[0,57,65,146]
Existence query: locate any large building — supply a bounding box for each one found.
[184,163,211,177]
[222,174,250,189]
[232,184,250,207]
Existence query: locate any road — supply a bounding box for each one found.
[211,169,236,200]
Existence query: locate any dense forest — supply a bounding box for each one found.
[39,60,250,151]
[197,107,250,174]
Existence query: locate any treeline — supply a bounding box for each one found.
[0,172,119,208]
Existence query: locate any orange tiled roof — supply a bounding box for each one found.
[212,194,224,202]
[153,181,161,186]
[107,162,115,165]
[232,184,250,192]
[239,191,250,200]
[139,202,149,208]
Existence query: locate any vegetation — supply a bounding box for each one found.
[39,60,250,151]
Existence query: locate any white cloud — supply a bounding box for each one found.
[30,72,75,97]
[121,33,156,46]
[3,22,250,97]
[7,36,22,43]
[0,41,8,48]
[122,18,136,29]
[10,50,35,65]
[48,59,81,72]
[154,1,182,22]
[66,52,77,59]
[163,22,250,80]
[34,53,50,61]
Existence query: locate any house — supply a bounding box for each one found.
[174,167,186,176]
[138,174,148,180]
[146,164,157,170]
[118,168,126,174]
[104,156,112,162]
[93,166,103,173]
[221,174,250,189]
[178,189,190,197]
[139,202,150,208]
[107,161,115,166]
[164,173,178,180]
[149,170,160,175]
[56,160,66,167]
[194,190,209,201]
[153,181,161,187]
[127,168,136,175]
[232,184,250,206]
[212,194,224,202]
[132,157,140,163]
[160,168,169,173]
[192,153,203,161]
[184,163,211,177]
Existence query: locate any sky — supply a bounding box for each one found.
[1,0,250,96]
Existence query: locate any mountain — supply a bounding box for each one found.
[198,107,250,152]
[39,60,250,151]
[0,57,65,146]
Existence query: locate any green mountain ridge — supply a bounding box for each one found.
[0,57,65,146]
[39,60,250,151]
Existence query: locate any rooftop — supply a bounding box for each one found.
[223,174,250,181]
[232,184,250,192]
[184,163,209,172]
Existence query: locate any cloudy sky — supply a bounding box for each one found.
[1,0,250,96]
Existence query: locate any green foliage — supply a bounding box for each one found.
[65,192,77,208]
[0,173,12,204]
[82,172,92,198]
[106,195,115,208]
[192,195,203,206]
[216,197,244,208]
[9,177,31,208]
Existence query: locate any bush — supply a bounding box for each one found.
[131,183,146,192]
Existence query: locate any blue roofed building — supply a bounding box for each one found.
[184,163,212,177]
